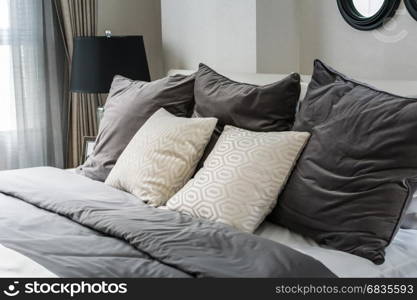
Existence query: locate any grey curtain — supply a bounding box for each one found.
[0,0,67,170]
[54,0,104,168]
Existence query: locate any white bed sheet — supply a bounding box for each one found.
[0,245,57,278]
[5,167,416,278]
[256,222,417,278]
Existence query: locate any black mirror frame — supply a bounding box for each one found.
[405,0,417,21]
[337,0,401,31]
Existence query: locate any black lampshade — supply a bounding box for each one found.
[70,36,150,93]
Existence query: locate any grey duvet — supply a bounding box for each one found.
[0,167,335,278]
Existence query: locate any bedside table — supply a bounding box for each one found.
[82,136,96,164]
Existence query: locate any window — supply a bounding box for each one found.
[0,0,16,132]
[0,0,66,170]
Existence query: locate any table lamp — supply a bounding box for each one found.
[70,32,150,124]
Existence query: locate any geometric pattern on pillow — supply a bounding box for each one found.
[167,126,310,233]
[105,108,217,207]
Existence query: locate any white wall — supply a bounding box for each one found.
[256,0,299,74]
[161,0,300,74]
[299,0,417,80]
[97,0,164,79]
[161,0,257,73]
[161,0,417,81]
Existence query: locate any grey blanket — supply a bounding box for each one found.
[0,167,335,278]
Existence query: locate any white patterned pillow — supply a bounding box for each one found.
[166,126,310,233]
[105,108,217,207]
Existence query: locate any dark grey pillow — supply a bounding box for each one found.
[271,60,417,264]
[77,74,196,182]
[194,63,301,166]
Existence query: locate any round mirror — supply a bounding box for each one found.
[405,0,417,21]
[352,0,385,17]
[337,0,401,30]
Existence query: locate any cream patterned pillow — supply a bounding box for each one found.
[166,126,310,233]
[105,108,217,207]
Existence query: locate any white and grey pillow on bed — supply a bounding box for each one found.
[166,126,310,233]
[105,108,217,207]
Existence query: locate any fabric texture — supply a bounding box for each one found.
[77,74,196,182]
[0,167,336,278]
[106,108,217,207]
[402,194,417,229]
[272,60,417,264]
[54,0,104,168]
[167,126,310,233]
[256,222,417,278]
[193,63,301,168]
[0,0,67,170]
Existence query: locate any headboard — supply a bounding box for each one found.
[168,69,417,99]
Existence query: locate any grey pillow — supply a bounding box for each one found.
[77,74,196,182]
[193,63,301,167]
[271,60,417,264]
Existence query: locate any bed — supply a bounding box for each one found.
[0,167,416,278]
[1,70,417,278]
